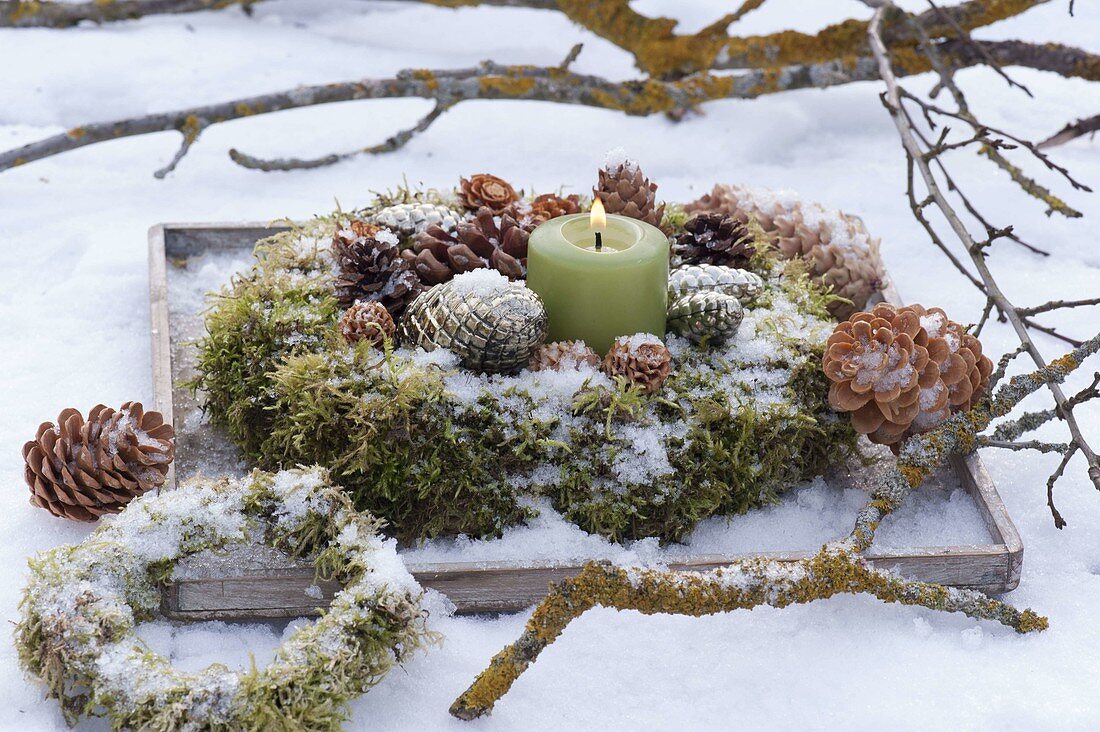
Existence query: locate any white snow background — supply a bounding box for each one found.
[2,1,1100,729]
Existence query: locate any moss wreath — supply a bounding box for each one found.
[15,467,435,731]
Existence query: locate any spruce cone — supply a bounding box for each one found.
[594,157,665,229]
[823,303,993,445]
[339,301,396,347]
[672,214,754,268]
[510,193,583,229]
[22,402,175,521]
[529,340,601,372]
[458,174,519,214]
[332,220,422,316]
[409,207,529,285]
[602,335,672,394]
[686,184,886,318]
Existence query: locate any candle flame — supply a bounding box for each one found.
[590,197,607,230]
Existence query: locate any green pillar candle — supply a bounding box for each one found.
[527,212,669,355]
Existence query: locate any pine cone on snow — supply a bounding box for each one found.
[594,157,665,230]
[22,402,175,521]
[672,213,755,269]
[823,303,992,446]
[332,220,423,316]
[457,174,519,215]
[339,301,396,347]
[529,341,601,372]
[408,207,528,284]
[602,335,673,394]
[686,184,886,318]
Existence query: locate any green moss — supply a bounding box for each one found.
[192,211,857,544]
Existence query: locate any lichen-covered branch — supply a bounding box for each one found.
[0,0,253,28]
[449,553,1046,720]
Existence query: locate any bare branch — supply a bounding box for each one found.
[1040,113,1100,149]
[0,0,251,28]
[1018,298,1100,317]
[1047,445,1076,528]
[978,438,1070,454]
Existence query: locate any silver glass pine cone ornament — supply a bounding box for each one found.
[668,264,764,304]
[667,291,744,344]
[372,202,461,238]
[398,276,549,373]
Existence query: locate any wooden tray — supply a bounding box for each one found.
[149,223,1024,618]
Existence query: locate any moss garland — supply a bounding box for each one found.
[191,192,859,543]
[15,467,434,731]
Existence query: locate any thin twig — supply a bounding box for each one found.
[1017,298,1100,317]
[1040,113,1100,149]
[978,438,1070,454]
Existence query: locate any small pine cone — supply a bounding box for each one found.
[672,214,754,268]
[457,174,519,214]
[602,335,672,394]
[510,193,583,229]
[686,184,886,318]
[529,340,601,372]
[410,207,529,285]
[594,156,665,229]
[332,220,422,315]
[339,301,396,347]
[823,303,993,446]
[372,202,461,239]
[22,402,175,521]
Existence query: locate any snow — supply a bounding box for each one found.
[447,268,510,296]
[3,1,1100,730]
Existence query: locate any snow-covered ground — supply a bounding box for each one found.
[2,1,1099,729]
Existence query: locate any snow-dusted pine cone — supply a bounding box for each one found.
[509,193,583,230]
[372,202,461,239]
[529,340,601,372]
[668,264,765,304]
[339,301,396,347]
[602,335,672,394]
[672,213,755,269]
[823,303,992,445]
[409,207,529,284]
[22,402,175,521]
[686,184,886,318]
[457,174,519,215]
[332,220,422,315]
[594,153,665,230]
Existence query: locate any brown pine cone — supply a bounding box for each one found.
[529,340,601,372]
[457,174,519,215]
[823,303,992,445]
[332,220,422,316]
[602,335,672,394]
[686,184,885,318]
[510,193,583,229]
[409,207,529,285]
[673,213,754,268]
[339,301,396,347]
[22,402,175,521]
[594,158,665,229]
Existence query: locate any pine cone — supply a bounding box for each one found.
[22,402,175,521]
[372,202,461,239]
[332,220,422,316]
[409,207,528,285]
[672,214,754,268]
[602,335,672,394]
[594,158,665,229]
[823,303,992,445]
[339,301,395,347]
[458,174,519,214]
[509,193,583,229]
[529,340,601,372]
[686,184,886,318]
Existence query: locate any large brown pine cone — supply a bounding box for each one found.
[332,220,422,316]
[22,402,175,521]
[823,303,992,445]
[686,184,885,318]
[457,174,519,215]
[602,335,672,394]
[529,340,601,372]
[339,300,396,347]
[509,193,583,230]
[408,207,528,284]
[673,213,755,268]
[594,159,665,229]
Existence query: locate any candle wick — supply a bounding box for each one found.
[595,232,603,251]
